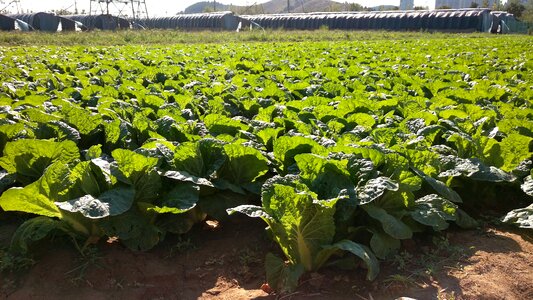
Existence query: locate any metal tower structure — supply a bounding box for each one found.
[89,0,148,20]
[0,0,21,14]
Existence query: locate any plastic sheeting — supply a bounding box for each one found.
[139,11,246,31]
[58,16,87,31]
[0,14,32,31]
[8,12,60,32]
[243,9,494,32]
[63,14,131,30]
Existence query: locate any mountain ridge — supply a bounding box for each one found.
[183,0,364,14]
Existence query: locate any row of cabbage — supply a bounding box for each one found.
[0,37,532,291]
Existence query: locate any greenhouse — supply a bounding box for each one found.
[140,11,248,31]
[63,14,131,30]
[0,14,32,31]
[243,9,496,32]
[7,12,60,32]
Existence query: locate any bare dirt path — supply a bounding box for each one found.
[2,217,532,300]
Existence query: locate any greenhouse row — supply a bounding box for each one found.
[0,9,523,33]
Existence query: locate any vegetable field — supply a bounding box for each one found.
[0,35,532,294]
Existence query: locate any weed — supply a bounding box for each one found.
[0,248,35,273]
[237,247,262,266]
[0,30,496,47]
[166,237,196,259]
[389,235,469,284]
[383,274,418,288]
[391,250,413,271]
[65,246,103,285]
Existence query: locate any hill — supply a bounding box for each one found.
[183,0,349,14]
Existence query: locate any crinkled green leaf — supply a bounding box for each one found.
[0,139,79,184]
[357,177,399,205]
[172,138,226,178]
[0,182,61,218]
[69,161,110,198]
[438,156,516,183]
[256,127,283,150]
[363,204,412,239]
[261,180,339,271]
[295,153,354,201]
[149,183,199,214]
[112,149,161,202]
[39,162,73,202]
[101,210,163,251]
[103,119,133,148]
[227,204,270,219]
[61,102,102,135]
[35,121,81,143]
[369,230,401,259]
[161,170,213,187]
[0,170,15,193]
[10,216,62,254]
[199,190,250,221]
[521,175,533,196]
[203,113,250,136]
[321,240,379,281]
[412,167,462,203]
[218,143,269,185]
[273,136,325,172]
[212,178,246,194]
[85,144,102,160]
[501,204,533,229]
[265,253,305,293]
[156,207,207,235]
[498,134,533,172]
[55,187,135,219]
[410,194,457,231]
[455,208,479,229]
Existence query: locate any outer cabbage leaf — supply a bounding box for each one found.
[218,143,269,185]
[172,138,226,178]
[319,240,379,280]
[501,204,533,229]
[150,183,199,214]
[412,167,462,203]
[294,153,354,200]
[100,209,163,251]
[0,139,79,184]
[55,187,135,219]
[0,170,16,194]
[438,156,516,183]
[203,114,250,136]
[521,175,533,196]
[160,170,213,187]
[200,190,251,221]
[0,182,61,218]
[410,194,457,231]
[265,253,305,293]
[498,134,533,172]
[60,101,102,135]
[112,149,161,202]
[273,136,325,173]
[9,216,63,254]
[369,230,401,259]
[356,177,399,205]
[362,204,412,240]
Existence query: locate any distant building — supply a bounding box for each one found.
[400,0,414,10]
[435,0,497,9]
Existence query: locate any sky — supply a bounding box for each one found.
[3,0,439,16]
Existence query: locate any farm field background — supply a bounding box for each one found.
[0,32,532,298]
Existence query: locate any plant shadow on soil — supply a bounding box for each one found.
[1,216,532,300]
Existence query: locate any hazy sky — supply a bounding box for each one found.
[4,0,439,16]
